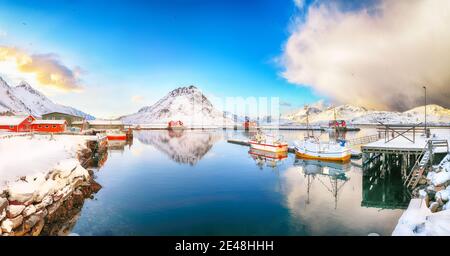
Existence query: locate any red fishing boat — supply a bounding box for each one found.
[106,130,127,141]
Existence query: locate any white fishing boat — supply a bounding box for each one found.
[294,137,351,162]
[249,131,288,153]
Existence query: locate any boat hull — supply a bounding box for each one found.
[249,141,288,153]
[295,151,351,162]
[107,135,127,141]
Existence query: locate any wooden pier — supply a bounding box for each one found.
[361,124,449,190]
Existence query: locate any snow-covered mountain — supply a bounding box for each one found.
[121,85,234,126]
[0,76,94,119]
[0,77,32,114]
[284,101,450,125]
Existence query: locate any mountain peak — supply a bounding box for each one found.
[122,85,233,125]
[168,85,201,97]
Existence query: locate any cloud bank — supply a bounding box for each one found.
[281,0,450,110]
[0,46,83,92]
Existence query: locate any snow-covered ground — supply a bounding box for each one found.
[392,154,450,235]
[0,134,90,188]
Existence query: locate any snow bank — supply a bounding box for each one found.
[393,154,450,236]
[0,135,87,188]
[392,199,430,236]
[0,134,101,236]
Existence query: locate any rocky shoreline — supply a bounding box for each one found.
[0,138,107,236]
[392,153,450,235]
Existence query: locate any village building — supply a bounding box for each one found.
[72,120,124,130]
[41,112,84,126]
[32,119,67,133]
[0,115,35,132]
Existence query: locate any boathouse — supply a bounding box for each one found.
[42,112,84,126]
[0,115,35,132]
[72,120,124,130]
[32,120,67,133]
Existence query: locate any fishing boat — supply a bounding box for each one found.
[294,106,351,162]
[168,120,185,130]
[106,130,127,141]
[249,131,288,153]
[294,138,351,162]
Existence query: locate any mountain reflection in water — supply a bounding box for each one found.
[135,130,221,165]
[67,130,407,236]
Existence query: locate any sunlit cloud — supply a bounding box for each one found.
[0,46,83,92]
[281,0,450,110]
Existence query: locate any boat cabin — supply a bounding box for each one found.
[168,120,184,130]
[329,120,347,128]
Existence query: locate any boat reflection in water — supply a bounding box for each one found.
[293,158,350,208]
[107,139,133,154]
[248,148,288,169]
[135,130,221,165]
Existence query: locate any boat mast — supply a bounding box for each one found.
[305,105,311,138]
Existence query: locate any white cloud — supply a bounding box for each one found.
[0,46,83,92]
[281,0,450,110]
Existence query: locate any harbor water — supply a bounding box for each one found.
[67,129,409,236]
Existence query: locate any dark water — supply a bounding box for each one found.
[70,129,407,236]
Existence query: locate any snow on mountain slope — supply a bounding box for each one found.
[0,77,31,115]
[404,105,450,124]
[12,82,94,119]
[121,85,234,126]
[284,100,330,121]
[0,76,94,119]
[284,101,450,125]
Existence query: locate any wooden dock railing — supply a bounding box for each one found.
[376,122,426,143]
[346,133,386,146]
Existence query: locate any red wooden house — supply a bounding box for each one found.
[167,120,184,130]
[32,120,67,133]
[0,115,35,132]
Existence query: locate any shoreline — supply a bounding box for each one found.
[0,134,107,236]
[392,153,450,235]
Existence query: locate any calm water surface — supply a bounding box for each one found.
[71,129,408,236]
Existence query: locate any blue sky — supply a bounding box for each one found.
[0,0,324,117]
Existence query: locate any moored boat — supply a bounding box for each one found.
[249,131,288,153]
[106,130,127,141]
[168,120,185,130]
[294,138,351,162]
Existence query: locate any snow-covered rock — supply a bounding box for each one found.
[6,205,25,218]
[22,205,36,217]
[121,85,234,126]
[431,171,450,187]
[0,76,94,118]
[7,181,35,203]
[1,215,22,233]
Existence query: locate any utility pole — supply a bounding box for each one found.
[423,86,428,138]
